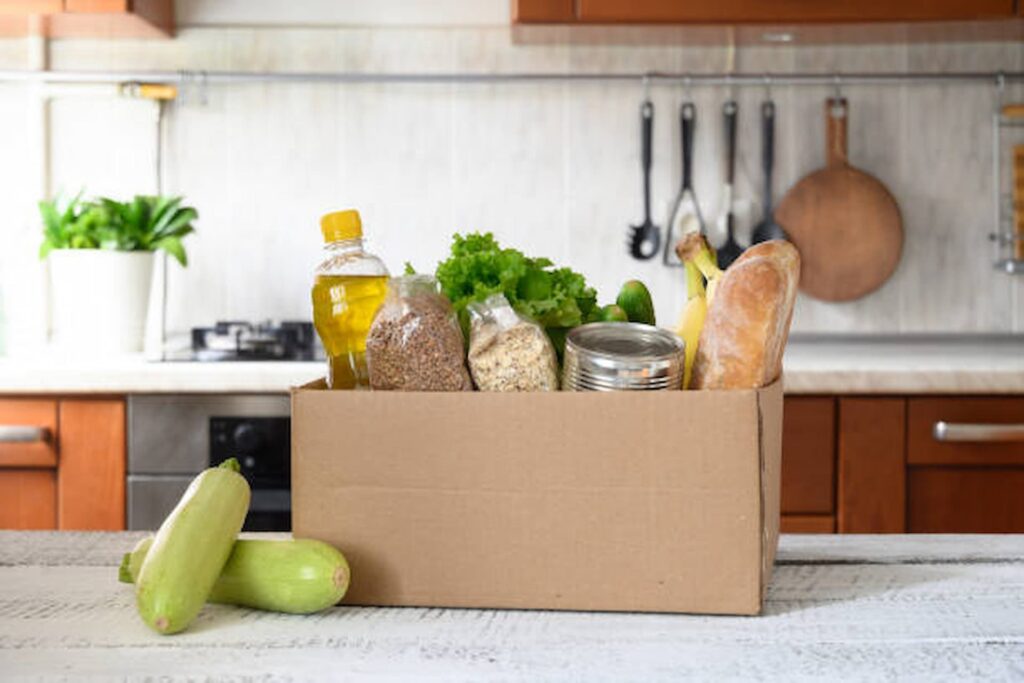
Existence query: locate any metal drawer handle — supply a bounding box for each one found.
[0,426,51,443]
[933,421,1024,443]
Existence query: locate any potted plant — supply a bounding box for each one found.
[40,193,197,354]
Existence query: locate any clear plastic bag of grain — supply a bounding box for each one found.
[467,294,559,392]
[366,274,473,391]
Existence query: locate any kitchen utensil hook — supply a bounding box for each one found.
[832,74,843,100]
[995,71,1006,110]
[642,73,652,102]
[763,74,773,101]
[683,75,693,102]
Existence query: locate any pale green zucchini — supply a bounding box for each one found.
[121,536,350,614]
[134,458,250,635]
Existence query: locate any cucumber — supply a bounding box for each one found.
[135,458,250,634]
[121,536,351,615]
[616,280,656,326]
[598,304,629,322]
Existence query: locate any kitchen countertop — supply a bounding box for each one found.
[1,532,1022,680]
[0,336,1020,394]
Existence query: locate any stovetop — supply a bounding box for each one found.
[189,321,320,362]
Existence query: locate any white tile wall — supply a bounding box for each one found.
[0,27,1022,347]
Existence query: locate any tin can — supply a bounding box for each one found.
[562,323,685,391]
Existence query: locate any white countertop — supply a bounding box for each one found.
[2,532,1023,680]
[0,336,1020,395]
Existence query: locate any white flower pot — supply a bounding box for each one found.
[48,250,155,355]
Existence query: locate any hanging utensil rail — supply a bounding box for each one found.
[0,69,1022,87]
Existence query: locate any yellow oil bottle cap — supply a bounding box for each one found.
[320,209,363,242]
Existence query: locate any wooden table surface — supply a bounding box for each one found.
[2,532,1023,680]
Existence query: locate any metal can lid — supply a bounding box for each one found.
[564,323,685,378]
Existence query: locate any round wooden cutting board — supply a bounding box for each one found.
[776,98,903,302]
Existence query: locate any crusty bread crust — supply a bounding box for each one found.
[692,240,800,389]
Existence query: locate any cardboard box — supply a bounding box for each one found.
[292,379,782,615]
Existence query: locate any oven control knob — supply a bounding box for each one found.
[232,423,260,453]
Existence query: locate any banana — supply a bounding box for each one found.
[673,233,724,389]
[675,260,707,389]
[675,233,723,306]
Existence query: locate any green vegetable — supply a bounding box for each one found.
[122,536,350,615]
[598,304,629,322]
[135,458,250,635]
[435,232,598,344]
[39,193,198,266]
[616,280,656,325]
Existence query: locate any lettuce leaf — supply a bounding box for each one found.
[435,232,597,339]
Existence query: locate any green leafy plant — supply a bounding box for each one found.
[435,232,598,340]
[38,193,106,256]
[39,194,198,266]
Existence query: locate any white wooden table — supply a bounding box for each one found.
[2,532,1023,680]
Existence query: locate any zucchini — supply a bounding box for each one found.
[135,458,250,634]
[121,536,351,615]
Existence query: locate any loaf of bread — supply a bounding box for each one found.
[691,240,800,389]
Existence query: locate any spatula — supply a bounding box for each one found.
[663,101,705,265]
[715,100,744,268]
[628,99,661,260]
[751,99,788,244]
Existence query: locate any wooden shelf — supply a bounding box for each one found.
[0,0,172,38]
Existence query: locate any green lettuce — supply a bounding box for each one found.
[435,232,598,340]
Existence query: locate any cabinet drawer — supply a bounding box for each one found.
[0,398,57,468]
[908,398,1024,466]
[909,467,1024,532]
[781,397,835,514]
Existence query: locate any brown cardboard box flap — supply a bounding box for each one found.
[292,380,782,615]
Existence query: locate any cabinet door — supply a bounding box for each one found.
[575,0,1015,23]
[838,398,906,533]
[909,468,1024,532]
[781,397,835,515]
[58,399,125,530]
[0,469,56,529]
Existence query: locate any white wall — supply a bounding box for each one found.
[0,24,1022,350]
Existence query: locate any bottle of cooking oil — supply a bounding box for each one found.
[311,210,389,389]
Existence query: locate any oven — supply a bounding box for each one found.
[127,394,291,531]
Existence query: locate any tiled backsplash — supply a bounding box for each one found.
[0,27,1022,350]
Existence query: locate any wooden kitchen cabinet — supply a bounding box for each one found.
[779,397,837,533]
[58,399,125,530]
[0,396,125,531]
[514,0,1016,23]
[909,468,1024,532]
[0,0,61,12]
[837,398,906,533]
[0,469,56,529]
[907,397,1024,466]
[0,0,171,37]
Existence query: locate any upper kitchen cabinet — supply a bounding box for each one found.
[0,0,173,38]
[519,0,1015,23]
[513,0,1024,43]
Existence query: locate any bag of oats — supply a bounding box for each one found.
[467,294,558,392]
[366,275,472,391]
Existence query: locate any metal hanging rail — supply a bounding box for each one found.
[0,69,1023,87]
